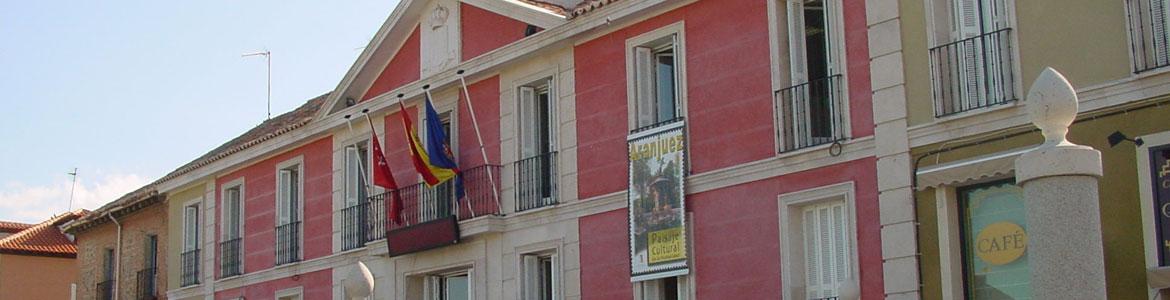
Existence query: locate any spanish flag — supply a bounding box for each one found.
[397,94,462,194]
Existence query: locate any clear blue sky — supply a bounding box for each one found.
[0,1,399,223]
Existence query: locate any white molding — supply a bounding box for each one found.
[1137,130,1170,298]
[274,286,304,299]
[777,181,859,300]
[462,0,567,29]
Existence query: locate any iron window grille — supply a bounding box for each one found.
[928,28,1017,117]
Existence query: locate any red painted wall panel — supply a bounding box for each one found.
[215,137,333,275]
[363,25,422,101]
[578,159,883,299]
[457,75,502,166]
[573,0,875,200]
[214,269,332,300]
[460,3,535,61]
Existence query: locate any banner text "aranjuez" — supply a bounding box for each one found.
[629,134,685,161]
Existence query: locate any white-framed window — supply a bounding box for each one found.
[345,140,371,207]
[220,180,245,277]
[626,22,687,132]
[1127,0,1170,72]
[769,0,850,152]
[275,286,304,300]
[183,203,200,252]
[778,182,858,300]
[426,270,472,300]
[634,276,690,300]
[180,199,202,287]
[521,252,557,300]
[275,158,304,265]
[925,0,1018,117]
[419,106,456,221]
[517,77,559,211]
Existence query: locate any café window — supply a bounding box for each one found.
[958,179,1030,298]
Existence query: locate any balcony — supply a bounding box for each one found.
[96,279,115,300]
[275,221,302,265]
[515,152,558,212]
[928,28,1017,117]
[378,164,501,256]
[179,249,199,287]
[135,267,157,300]
[1128,0,1170,72]
[219,238,242,278]
[775,75,847,152]
[341,197,387,251]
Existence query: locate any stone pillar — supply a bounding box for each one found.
[1015,68,1106,299]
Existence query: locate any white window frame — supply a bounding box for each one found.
[777,182,859,300]
[518,248,559,300]
[425,269,474,300]
[344,140,372,208]
[632,275,693,300]
[1138,131,1170,296]
[275,157,305,262]
[182,198,202,252]
[625,21,688,132]
[275,286,304,300]
[220,179,246,241]
[517,76,558,160]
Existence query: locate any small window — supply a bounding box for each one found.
[345,141,371,207]
[636,276,687,300]
[775,0,848,151]
[927,0,1016,116]
[428,271,471,300]
[183,204,199,251]
[633,35,682,130]
[222,185,243,240]
[276,163,302,265]
[801,201,849,299]
[521,253,556,300]
[958,180,1030,298]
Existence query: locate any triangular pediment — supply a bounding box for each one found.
[321,0,570,117]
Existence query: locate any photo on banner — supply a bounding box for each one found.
[627,121,689,281]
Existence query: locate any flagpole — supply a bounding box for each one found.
[423,85,476,219]
[456,70,502,215]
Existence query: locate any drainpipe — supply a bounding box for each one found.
[107,213,122,300]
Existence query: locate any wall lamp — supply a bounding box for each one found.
[1107,131,1144,148]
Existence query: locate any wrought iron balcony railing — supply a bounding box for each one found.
[929,28,1017,117]
[382,164,502,231]
[219,237,242,278]
[515,152,558,212]
[180,249,200,287]
[135,267,157,300]
[96,279,115,300]
[341,199,385,250]
[775,75,847,152]
[275,221,301,265]
[1128,0,1170,72]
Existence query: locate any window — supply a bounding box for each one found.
[99,248,115,300]
[343,141,371,250]
[276,162,302,265]
[778,182,857,300]
[1127,0,1170,72]
[138,235,158,299]
[626,23,687,133]
[220,183,244,277]
[181,203,201,286]
[958,180,1030,298]
[517,79,558,211]
[775,0,848,151]
[521,253,556,300]
[635,276,688,300]
[801,201,849,299]
[927,0,1016,116]
[421,112,455,222]
[428,271,471,300]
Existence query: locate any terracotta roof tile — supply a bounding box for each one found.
[571,0,622,18]
[0,221,34,234]
[0,211,87,258]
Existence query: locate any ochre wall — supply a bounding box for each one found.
[914,102,1170,299]
[166,182,207,290]
[0,254,77,300]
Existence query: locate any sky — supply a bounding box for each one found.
[0,1,399,223]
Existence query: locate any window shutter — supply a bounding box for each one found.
[787,0,808,83]
[278,170,291,224]
[1154,0,1170,64]
[185,206,198,251]
[345,146,360,206]
[952,0,981,39]
[804,202,849,299]
[522,255,540,300]
[803,208,820,298]
[520,86,538,158]
[634,46,657,128]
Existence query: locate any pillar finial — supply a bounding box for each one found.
[1026,67,1078,146]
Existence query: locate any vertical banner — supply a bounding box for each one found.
[628,121,689,281]
[1152,146,1170,266]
